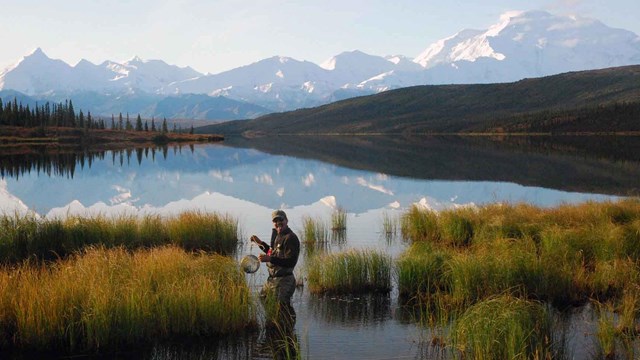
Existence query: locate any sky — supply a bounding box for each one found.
[1,0,639,75]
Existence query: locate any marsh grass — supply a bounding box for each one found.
[596,303,618,359]
[330,207,347,231]
[399,198,640,354]
[302,216,330,256]
[399,198,640,305]
[381,211,398,243]
[0,245,256,352]
[306,249,392,294]
[0,211,238,264]
[452,295,555,360]
[396,242,451,298]
[438,209,474,247]
[400,205,439,243]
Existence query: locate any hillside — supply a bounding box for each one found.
[197,65,640,136]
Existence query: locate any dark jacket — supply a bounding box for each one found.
[258,227,300,278]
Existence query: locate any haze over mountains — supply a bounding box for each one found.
[1,10,639,120]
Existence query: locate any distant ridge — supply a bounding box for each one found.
[1,10,639,117]
[196,65,640,136]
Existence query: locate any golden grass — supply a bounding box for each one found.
[398,198,640,359]
[0,245,256,352]
[0,211,239,264]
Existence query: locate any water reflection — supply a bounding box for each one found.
[2,136,638,359]
[225,134,640,197]
[307,293,392,325]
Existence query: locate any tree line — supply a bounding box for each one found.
[0,97,190,134]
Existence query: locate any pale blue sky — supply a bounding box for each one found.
[1,0,638,75]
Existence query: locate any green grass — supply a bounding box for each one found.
[452,295,555,360]
[400,205,439,243]
[396,242,450,298]
[0,211,239,264]
[381,211,398,243]
[0,245,256,352]
[331,207,347,231]
[301,216,329,247]
[306,249,392,294]
[398,198,640,356]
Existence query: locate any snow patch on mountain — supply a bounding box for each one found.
[1,10,639,114]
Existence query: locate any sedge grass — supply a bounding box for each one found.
[396,242,451,298]
[330,207,347,231]
[306,249,392,294]
[398,198,640,308]
[452,295,555,360]
[0,245,256,352]
[0,211,238,264]
[302,216,329,256]
[400,205,439,243]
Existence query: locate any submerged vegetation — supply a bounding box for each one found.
[0,246,255,352]
[0,211,239,264]
[398,198,640,358]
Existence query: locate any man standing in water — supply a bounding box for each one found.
[250,209,300,327]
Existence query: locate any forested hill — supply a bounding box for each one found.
[197,65,640,136]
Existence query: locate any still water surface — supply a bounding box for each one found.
[1,135,638,359]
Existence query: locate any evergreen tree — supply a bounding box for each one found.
[87,112,93,129]
[151,117,156,132]
[135,114,143,131]
[144,121,149,132]
[111,114,116,130]
[118,113,124,130]
[78,110,85,128]
[162,118,168,133]
[189,124,194,134]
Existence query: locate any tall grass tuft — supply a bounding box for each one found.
[0,245,256,352]
[166,211,238,254]
[330,207,347,231]
[306,249,392,294]
[396,242,451,298]
[595,303,618,360]
[452,295,555,360]
[0,211,238,264]
[302,216,329,246]
[400,205,439,243]
[438,209,474,247]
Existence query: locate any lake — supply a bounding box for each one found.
[1,135,639,359]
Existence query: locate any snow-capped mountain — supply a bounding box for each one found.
[163,51,417,110]
[367,10,640,89]
[1,10,639,117]
[0,48,203,95]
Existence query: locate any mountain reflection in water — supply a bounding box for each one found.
[224,134,640,197]
[1,135,637,359]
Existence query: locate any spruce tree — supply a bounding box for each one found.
[135,114,143,131]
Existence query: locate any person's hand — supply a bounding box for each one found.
[250,235,262,245]
[258,254,271,263]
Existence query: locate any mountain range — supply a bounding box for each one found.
[196,65,640,135]
[1,10,639,120]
